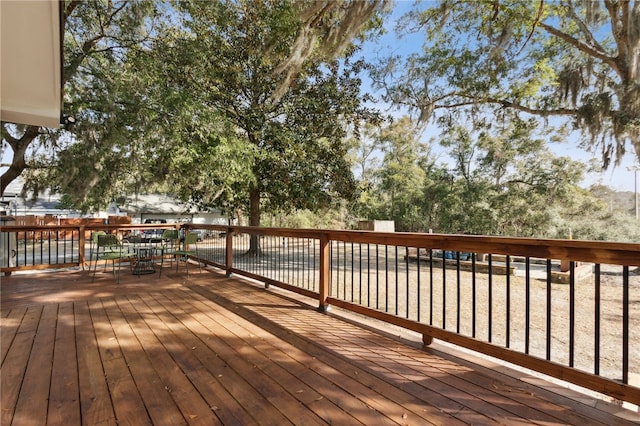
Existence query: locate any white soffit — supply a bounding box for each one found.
[1,0,61,128]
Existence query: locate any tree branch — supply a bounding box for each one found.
[431,94,578,117]
[565,0,607,54]
[603,0,629,77]
[64,1,81,20]
[1,123,19,145]
[538,21,621,76]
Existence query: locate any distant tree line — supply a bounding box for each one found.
[273,114,640,242]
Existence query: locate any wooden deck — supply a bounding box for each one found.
[2,265,639,425]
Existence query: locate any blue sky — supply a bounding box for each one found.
[356,0,639,192]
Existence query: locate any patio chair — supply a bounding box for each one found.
[157,229,180,277]
[91,234,136,283]
[85,231,106,270]
[173,232,202,277]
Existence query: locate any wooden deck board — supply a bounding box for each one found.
[171,289,382,425]
[1,268,639,425]
[106,295,190,426]
[141,293,261,426]
[89,298,153,426]
[1,305,43,425]
[186,285,467,425]
[187,284,550,424]
[12,304,57,424]
[159,290,313,425]
[75,300,117,426]
[48,302,81,426]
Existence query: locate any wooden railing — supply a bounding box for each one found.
[2,223,639,406]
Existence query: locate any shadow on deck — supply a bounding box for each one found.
[2,266,639,425]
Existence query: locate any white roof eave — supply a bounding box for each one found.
[1,0,62,128]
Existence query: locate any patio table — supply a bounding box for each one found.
[132,246,156,275]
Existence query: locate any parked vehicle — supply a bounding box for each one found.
[441,250,473,261]
[180,228,205,242]
[123,219,168,243]
[142,218,167,241]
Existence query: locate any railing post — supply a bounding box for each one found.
[79,225,86,269]
[225,229,233,277]
[422,334,433,346]
[318,234,330,312]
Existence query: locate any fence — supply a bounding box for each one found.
[1,222,639,405]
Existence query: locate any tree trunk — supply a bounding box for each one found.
[247,185,261,256]
[1,125,40,196]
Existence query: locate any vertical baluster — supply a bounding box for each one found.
[278,235,282,283]
[307,238,310,289]
[270,235,274,282]
[417,247,421,323]
[442,250,446,329]
[289,236,293,285]
[302,238,310,290]
[48,229,52,265]
[347,241,351,300]
[506,255,511,348]
[472,253,477,338]
[360,243,364,305]
[405,246,409,319]
[328,240,333,294]
[525,257,531,354]
[429,248,433,326]
[23,231,27,265]
[367,243,371,308]
[376,244,380,310]
[35,230,39,266]
[569,261,575,367]
[623,265,630,384]
[298,237,302,287]
[309,238,313,290]
[384,245,389,312]
[335,240,340,298]
[456,251,461,334]
[295,237,304,288]
[594,263,601,375]
[546,258,552,361]
[267,237,278,281]
[394,245,399,316]
[273,235,280,282]
[294,237,297,286]
[351,242,355,302]
[488,254,493,343]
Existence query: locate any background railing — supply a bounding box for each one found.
[2,222,639,405]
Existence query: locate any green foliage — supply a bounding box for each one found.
[17,0,168,209]
[375,0,640,168]
[160,0,383,227]
[13,0,385,227]
[264,206,352,230]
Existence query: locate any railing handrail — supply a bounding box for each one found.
[7,222,634,263]
[202,225,640,266]
[0,223,182,232]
